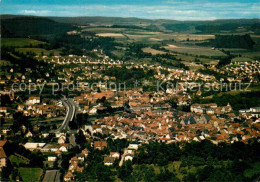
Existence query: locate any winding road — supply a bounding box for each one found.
[52,98,76,133]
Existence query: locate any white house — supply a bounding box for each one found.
[48,156,57,162]
[59,145,68,152]
[104,157,115,166]
[128,143,139,150]
[89,107,97,115]
[110,152,120,159]
[24,143,46,151]
[26,97,40,105]
[58,135,66,144]
[124,154,134,161]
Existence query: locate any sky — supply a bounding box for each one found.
[1,0,260,20]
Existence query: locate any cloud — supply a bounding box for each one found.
[21,10,51,15]
[1,0,259,20]
[22,10,37,14]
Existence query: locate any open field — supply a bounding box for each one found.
[172,34,214,41]
[1,38,46,47]
[203,87,260,99]
[97,33,125,37]
[0,60,12,66]
[164,44,226,57]
[125,32,173,42]
[142,47,166,55]
[223,48,260,59]
[9,154,30,166]
[82,27,126,33]
[175,54,218,64]
[231,57,255,62]
[134,161,201,180]
[18,167,43,182]
[15,48,61,56]
[111,50,125,57]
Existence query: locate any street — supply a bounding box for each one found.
[42,170,60,182]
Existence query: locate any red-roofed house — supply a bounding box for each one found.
[94,141,107,150]
[0,140,8,168]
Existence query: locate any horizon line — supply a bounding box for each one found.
[1,14,260,22]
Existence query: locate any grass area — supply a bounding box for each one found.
[244,162,260,178]
[223,47,260,59]
[82,27,126,33]
[0,60,12,66]
[18,167,43,182]
[231,57,255,62]
[111,50,125,57]
[176,54,218,64]
[142,47,166,55]
[1,38,46,47]
[9,154,30,166]
[163,44,226,57]
[134,161,202,180]
[15,48,60,56]
[172,34,214,41]
[203,86,260,99]
[97,33,125,37]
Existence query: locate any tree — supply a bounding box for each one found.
[96,163,112,181]
[183,173,196,182]
[118,160,133,181]
[75,129,87,146]
[1,159,13,180]
[169,97,178,108]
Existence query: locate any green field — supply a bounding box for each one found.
[133,161,202,180]
[231,57,255,62]
[203,87,260,99]
[18,167,43,182]
[164,44,226,57]
[0,60,12,66]
[15,48,60,56]
[1,38,46,47]
[9,154,30,166]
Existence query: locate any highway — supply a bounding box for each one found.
[52,98,76,133]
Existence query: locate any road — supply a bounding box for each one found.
[69,133,77,146]
[52,98,76,133]
[42,170,60,182]
[119,148,127,166]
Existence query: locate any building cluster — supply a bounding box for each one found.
[224,61,259,82]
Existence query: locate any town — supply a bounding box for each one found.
[0,52,259,181]
[1,6,260,181]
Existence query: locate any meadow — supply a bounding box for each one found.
[1,38,46,47]
[15,48,61,56]
[18,167,43,181]
[163,44,226,57]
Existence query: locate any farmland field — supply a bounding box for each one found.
[142,47,166,55]
[231,57,255,62]
[1,38,46,47]
[82,27,126,33]
[18,167,43,182]
[163,44,226,57]
[15,48,61,56]
[97,33,125,37]
[9,154,30,166]
[172,34,214,41]
[223,48,260,59]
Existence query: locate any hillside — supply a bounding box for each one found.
[1,14,260,34]
[48,16,178,26]
[1,16,73,38]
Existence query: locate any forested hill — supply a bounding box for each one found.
[214,34,255,49]
[1,16,73,38]
[205,34,255,49]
